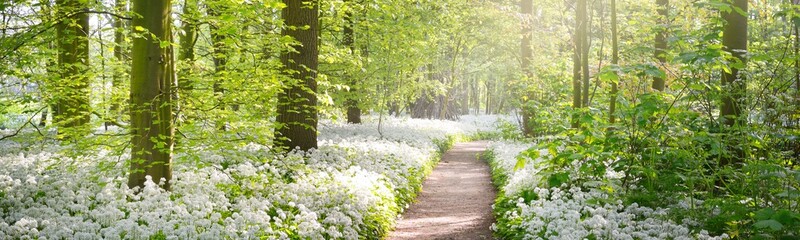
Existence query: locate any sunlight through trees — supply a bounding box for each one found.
[0,0,799,238]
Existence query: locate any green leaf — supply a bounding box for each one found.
[514,156,526,171]
[643,65,666,79]
[773,210,796,225]
[520,189,538,203]
[522,148,540,161]
[598,66,620,83]
[755,208,775,221]
[753,219,783,231]
[547,172,570,188]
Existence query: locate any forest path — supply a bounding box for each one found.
[388,141,496,240]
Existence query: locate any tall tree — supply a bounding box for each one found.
[520,0,534,136]
[38,0,56,128]
[178,0,197,89]
[579,0,590,108]
[275,0,319,151]
[719,0,747,166]
[54,0,90,136]
[571,0,587,128]
[108,0,128,128]
[344,0,361,124]
[609,0,619,123]
[208,2,234,129]
[795,0,800,110]
[128,0,176,190]
[652,0,668,91]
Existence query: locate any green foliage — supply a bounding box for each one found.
[493,0,800,235]
[472,119,526,141]
[1,0,800,238]
[488,153,526,239]
[432,135,458,154]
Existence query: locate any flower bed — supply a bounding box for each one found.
[0,116,500,239]
[486,141,729,240]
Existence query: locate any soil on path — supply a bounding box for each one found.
[388,141,496,240]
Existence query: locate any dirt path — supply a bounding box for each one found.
[388,141,496,240]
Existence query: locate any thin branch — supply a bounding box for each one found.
[0,10,132,61]
[0,106,47,141]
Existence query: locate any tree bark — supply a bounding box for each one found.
[571,0,585,128]
[208,3,234,129]
[485,80,492,115]
[520,0,534,136]
[652,0,668,91]
[276,0,319,151]
[609,0,619,123]
[178,0,197,90]
[55,0,91,136]
[719,0,747,167]
[579,0,590,108]
[108,0,128,128]
[472,78,480,114]
[128,0,176,190]
[461,80,469,115]
[344,0,361,124]
[39,0,55,128]
[795,0,800,124]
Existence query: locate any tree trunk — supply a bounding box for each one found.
[579,0,590,108]
[129,0,176,190]
[178,0,197,90]
[462,80,469,115]
[572,44,581,115]
[276,0,319,151]
[719,0,747,167]
[609,0,619,124]
[209,4,233,130]
[55,0,91,137]
[39,108,48,127]
[472,78,479,114]
[571,0,585,128]
[344,0,361,124]
[40,0,55,128]
[652,0,668,91]
[795,0,800,126]
[520,0,534,136]
[485,80,492,115]
[108,0,128,128]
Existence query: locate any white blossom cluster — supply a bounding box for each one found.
[0,116,506,239]
[488,141,729,240]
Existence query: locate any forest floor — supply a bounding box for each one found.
[388,141,496,240]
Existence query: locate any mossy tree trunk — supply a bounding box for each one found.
[275,0,319,151]
[55,0,91,137]
[128,0,176,190]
